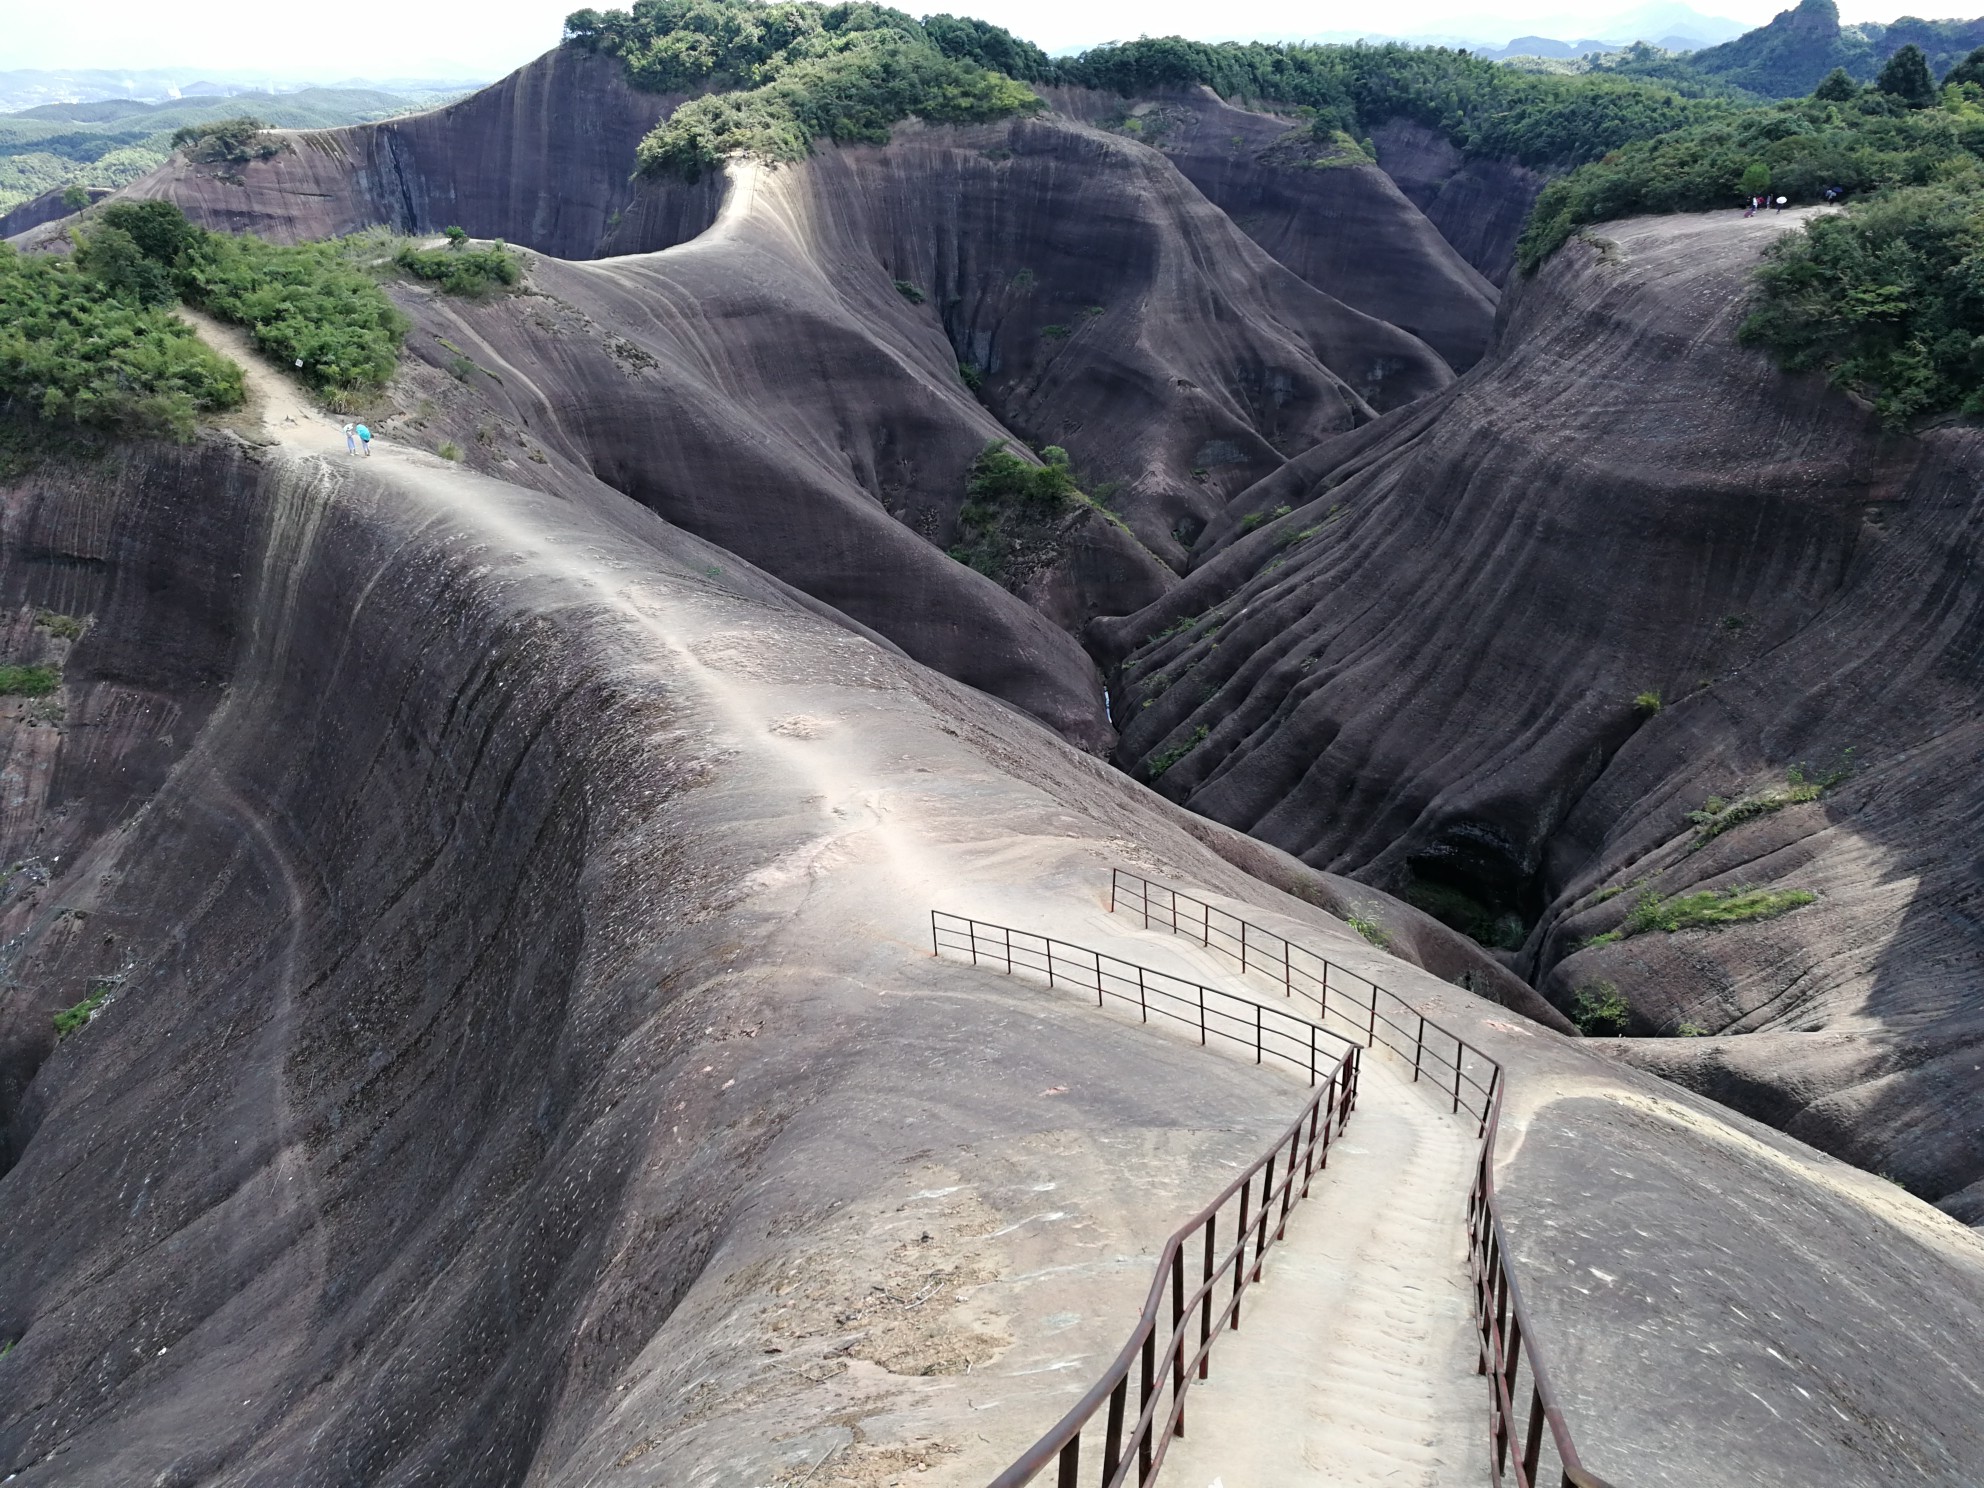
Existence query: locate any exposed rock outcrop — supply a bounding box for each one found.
[1,419,1980,1485]
[113,48,720,258]
[1369,118,1546,286]
[1049,87,1500,372]
[1098,208,1984,1218]
[0,186,108,240]
[102,88,1466,744]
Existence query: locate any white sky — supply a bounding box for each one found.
[0,0,1943,82]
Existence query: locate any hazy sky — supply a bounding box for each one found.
[0,0,1941,80]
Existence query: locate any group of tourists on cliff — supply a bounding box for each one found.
[1743,184,1847,217]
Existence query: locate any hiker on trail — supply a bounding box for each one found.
[343,422,357,455]
[1774,195,1788,211]
[356,423,372,456]
[1744,196,1757,217]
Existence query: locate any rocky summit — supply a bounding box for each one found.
[3,7,1983,1486]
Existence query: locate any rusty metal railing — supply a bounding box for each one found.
[931,911,1358,1088]
[929,911,1360,1488]
[1107,869,1613,1488]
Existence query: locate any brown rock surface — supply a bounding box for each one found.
[1,400,1980,1483]
[1368,117,1546,286]
[1099,208,1984,1221]
[1050,87,1499,371]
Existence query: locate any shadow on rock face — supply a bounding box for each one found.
[1092,209,1984,1212]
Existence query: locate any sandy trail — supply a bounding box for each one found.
[190,322,1485,1484]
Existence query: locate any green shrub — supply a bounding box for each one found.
[1344,910,1392,949]
[1633,689,1663,713]
[52,983,110,1037]
[393,240,522,296]
[1739,186,1984,424]
[948,438,1089,582]
[893,278,925,302]
[438,441,464,461]
[0,664,59,696]
[34,611,85,640]
[60,185,91,210]
[1147,724,1209,779]
[1587,884,1818,945]
[1687,757,1850,845]
[171,116,279,164]
[1571,981,1632,1036]
[0,243,242,437]
[179,229,408,393]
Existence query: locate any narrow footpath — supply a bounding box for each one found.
[1156,1050,1480,1488]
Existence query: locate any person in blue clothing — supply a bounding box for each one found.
[355,423,372,456]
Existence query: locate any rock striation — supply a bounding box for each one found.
[1049,87,1500,372]
[1,414,1980,1484]
[1099,208,1984,1220]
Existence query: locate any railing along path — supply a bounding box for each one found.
[1108,870,1614,1488]
[929,878,1613,1488]
[930,912,1360,1488]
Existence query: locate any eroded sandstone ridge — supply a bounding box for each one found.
[1104,209,1984,1225]
[3,34,1984,1488]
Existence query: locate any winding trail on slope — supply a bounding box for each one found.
[190,317,1486,1485]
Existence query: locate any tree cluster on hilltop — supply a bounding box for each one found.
[567,0,1728,178]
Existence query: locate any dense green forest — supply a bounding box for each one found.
[0,87,461,215]
[569,1,1727,178]
[565,3,1047,176]
[1519,70,1984,267]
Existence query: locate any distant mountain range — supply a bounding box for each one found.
[0,67,487,115]
[0,85,472,215]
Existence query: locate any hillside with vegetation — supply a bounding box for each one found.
[1671,0,1984,97]
[563,2,1730,179]
[0,87,464,214]
[0,200,440,436]
[1518,39,1984,423]
[4,11,1984,1488]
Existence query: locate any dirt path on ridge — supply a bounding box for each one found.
[183,317,1488,1487]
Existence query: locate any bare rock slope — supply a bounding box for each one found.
[1102,208,1984,1222]
[1,368,1981,1484]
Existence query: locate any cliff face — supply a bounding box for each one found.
[1368,118,1545,287]
[1047,88,1500,372]
[1,423,1979,1486]
[1099,208,1984,1220]
[116,49,720,258]
[110,94,1469,747]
